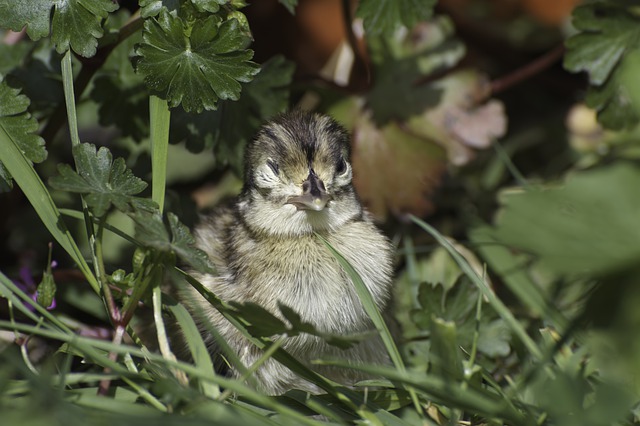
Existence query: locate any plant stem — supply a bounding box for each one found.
[95,216,120,323]
[152,285,188,385]
[490,44,565,96]
[97,324,126,396]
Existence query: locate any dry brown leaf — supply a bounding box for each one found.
[447,100,507,149]
[407,70,507,166]
[331,98,447,221]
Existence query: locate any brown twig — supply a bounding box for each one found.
[340,0,372,92]
[489,44,566,96]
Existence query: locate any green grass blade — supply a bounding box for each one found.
[316,233,424,415]
[409,215,543,360]
[163,293,220,399]
[149,95,170,213]
[0,130,98,293]
[316,360,531,425]
[469,226,569,330]
[61,51,81,148]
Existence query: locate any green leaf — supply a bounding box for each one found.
[477,319,511,358]
[278,0,298,14]
[49,143,151,218]
[139,0,180,18]
[0,0,52,41]
[365,16,462,124]
[134,10,260,113]
[90,11,148,141]
[0,77,47,190]
[7,50,65,112]
[191,0,227,13]
[429,317,464,381]
[0,122,98,294]
[0,162,11,192]
[133,211,215,274]
[170,55,294,171]
[489,164,640,277]
[0,0,118,57]
[564,2,640,129]
[410,215,543,360]
[356,0,436,37]
[470,226,569,328]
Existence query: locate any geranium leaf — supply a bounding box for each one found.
[49,143,151,217]
[134,10,260,113]
[0,0,118,57]
[331,97,446,221]
[132,211,215,274]
[490,164,640,276]
[0,77,47,191]
[564,2,640,129]
[356,0,435,36]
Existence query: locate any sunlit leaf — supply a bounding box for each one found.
[0,77,46,191]
[564,2,640,129]
[356,0,436,36]
[490,163,640,276]
[49,143,152,218]
[0,0,118,57]
[134,10,259,112]
[331,97,446,221]
[132,211,215,274]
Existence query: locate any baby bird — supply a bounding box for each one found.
[183,110,394,395]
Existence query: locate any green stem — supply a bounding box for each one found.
[61,51,107,299]
[152,285,188,385]
[95,217,120,322]
[468,289,483,367]
[493,142,529,188]
[149,96,171,213]
[218,336,286,402]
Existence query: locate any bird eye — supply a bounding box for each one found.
[266,159,279,175]
[336,157,348,175]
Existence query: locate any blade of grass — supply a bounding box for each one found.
[0,319,328,426]
[469,226,568,330]
[317,360,532,425]
[152,285,188,385]
[61,50,114,316]
[149,95,170,213]
[0,126,98,293]
[162,292,220,398]
[61,51,81,149]
[59,208,139,245]
[316,233,424,415]
[409,215,543,360]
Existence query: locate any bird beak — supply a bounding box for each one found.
[286,170,332,211]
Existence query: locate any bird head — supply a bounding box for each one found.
[239,111,362,237]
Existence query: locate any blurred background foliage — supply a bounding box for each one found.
[2,0,640,424]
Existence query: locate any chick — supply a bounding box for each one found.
[182,110,394,395]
